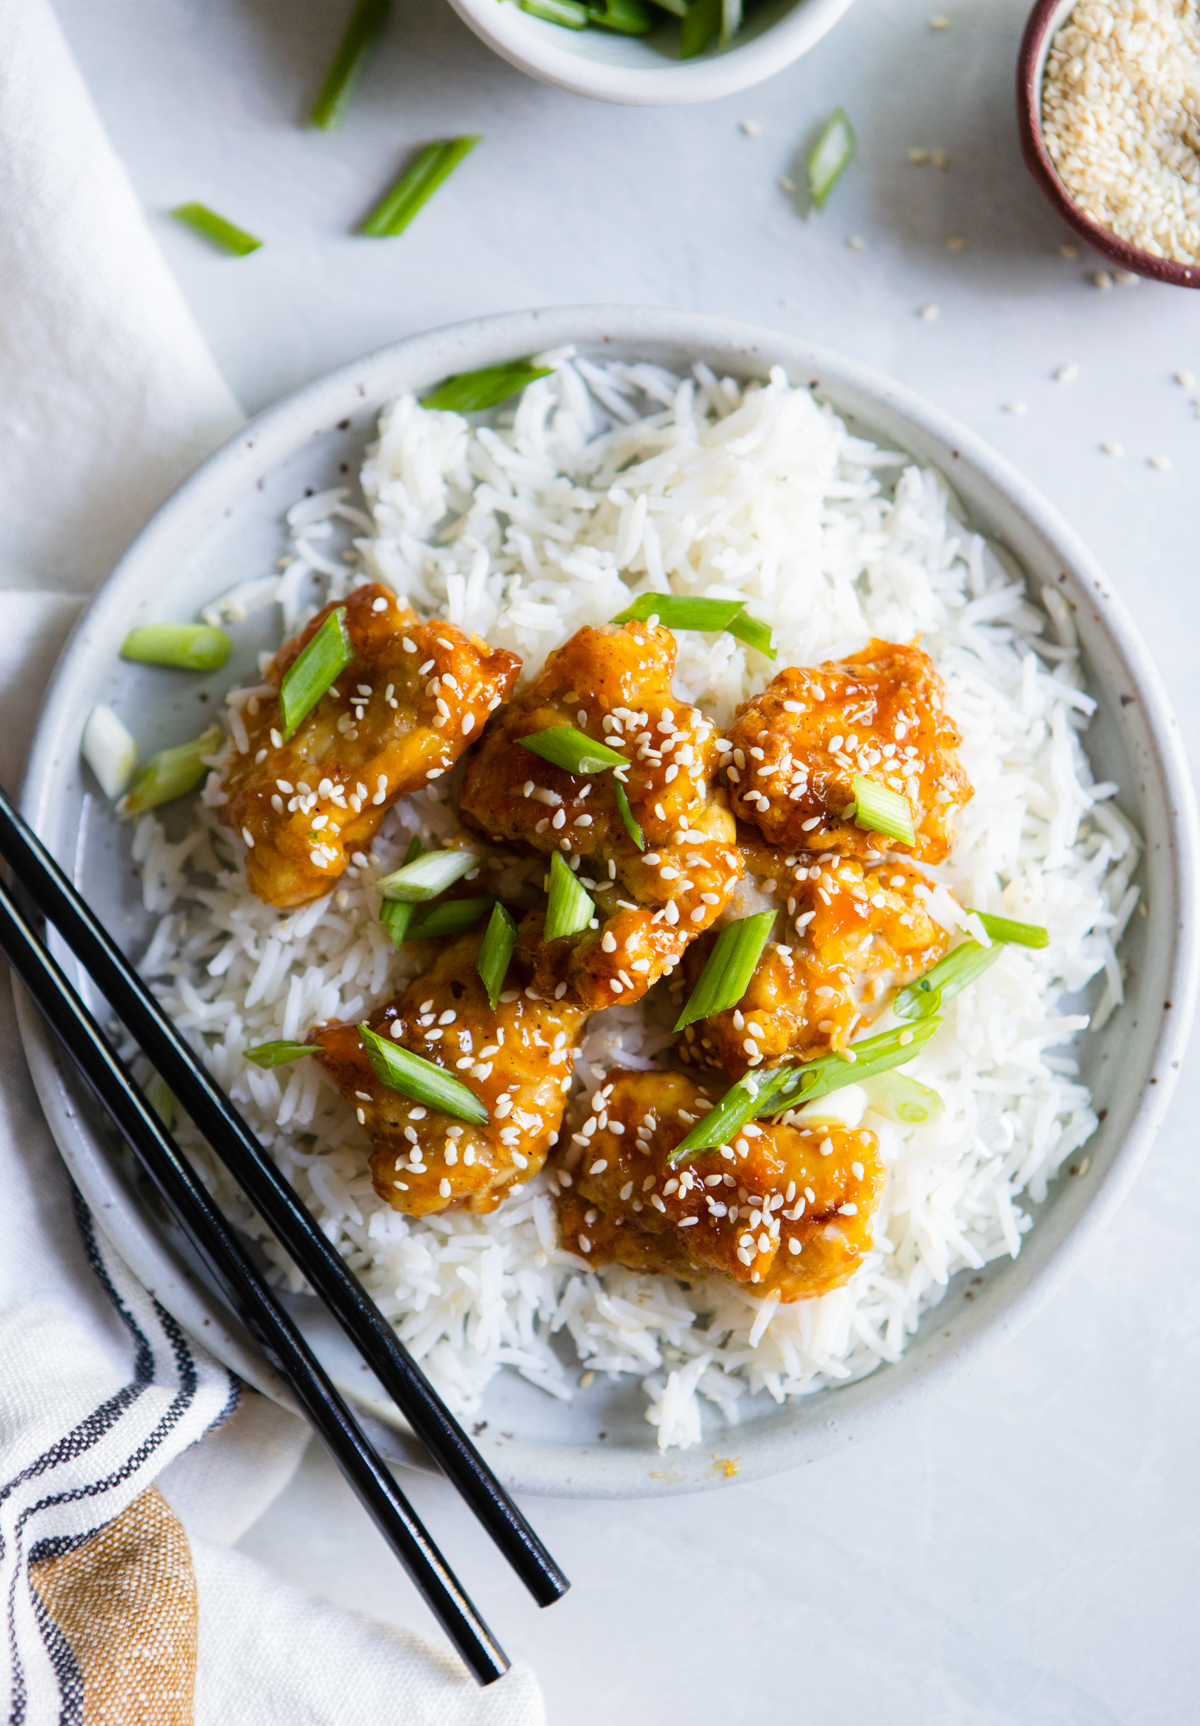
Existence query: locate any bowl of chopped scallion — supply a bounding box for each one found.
[446,0,856,103]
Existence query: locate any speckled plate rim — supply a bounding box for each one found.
[16,306,1199,1499]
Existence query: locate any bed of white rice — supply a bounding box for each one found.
[139,352,1140,1452]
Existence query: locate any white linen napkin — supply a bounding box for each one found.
[0,3,543,1721]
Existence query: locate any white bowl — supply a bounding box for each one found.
[17,306,1199,1498]
[445,0,856,104]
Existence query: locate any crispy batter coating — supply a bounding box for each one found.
[310,929,585,1217]
[460,622,741,1010]
[725,640,972,864]
[220,584,520,908]
[680,834,948,1078]
[556,1069,884,1300]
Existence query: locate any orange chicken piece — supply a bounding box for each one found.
[310,929,586,1217]
[556,1069,884,1300]
[220,584,520,908]
[724,639,972,864]
[460,621,741,1011]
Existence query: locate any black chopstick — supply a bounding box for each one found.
[0,877,509,1686]
[0,785,568,1611]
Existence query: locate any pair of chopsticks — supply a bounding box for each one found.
[0,783,568,1686]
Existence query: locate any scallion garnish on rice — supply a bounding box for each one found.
[378,835,423,946]
[969,910,1050,949]
[544,851,595,941]
[892,939,1001,1021]
[852,774,916,848]
[477,903,518,1010]
[357,1024,489,1124]
[119,724,221,817]
[667,1018,942,1165]
[406,896,495,941]
[362,136,480,238]
[244,1039,313,1068]
[420,360,554,415]
[310,0,390,130]
[170,203,262,257]
[517,724,627,775]
[376,847,478,903]
[673,911,776,1031]
[613,778,644,851]
[610,592,775,656]
[863,1070,945,1125]
[807,109,857,211]
[120,623,231,672]
[278,606,355,741]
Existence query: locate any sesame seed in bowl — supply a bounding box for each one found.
[1017,0,1200,286]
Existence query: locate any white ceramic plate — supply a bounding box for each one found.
[17,307,1199,1499]
[444,0,856,106]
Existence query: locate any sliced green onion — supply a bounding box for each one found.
[144,1073,177,1128]
[376,847,478,903]
[610,592,775,657]
[614,778,644,851]
[545,850,595,941]
[407,897,495,940]
[893,940,1001,1021]
[520,0,589,22]
[518,724,628,775]
[82,704,137,801]
[650,0,687,14]
[420,360,553,414]
[808,109,856,212]
[969,910,1050,949]
[279,607,354,741]
[727,612,777,659]
[680,0,721,56]
[120,623,231,672]
[852,775,916,848]
[667,1018,941,1165]
[362,136,480,238]
[378,835,423,946]
[120,724,220,816]
[244,1040,313,1068]
[718,0,742,46]
[673,911,776,1031]
[477,903,518,1010]
[358,1023,489,1125]
[311,0,389,129]
[588,0,654,31]
[171,203,262,256]
[863,1070,945,1126]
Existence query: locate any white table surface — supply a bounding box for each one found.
[53,1,1200,1719]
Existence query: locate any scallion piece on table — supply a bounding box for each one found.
[852,774,916,848]
[376,847,478,903]
[863,1070,945,1126]
[171,203,262,256]
[120,623,231,672]
[518,725,628,775]
[808,109,857,211]
[544,851,595,941]
[358,1023,489,1125]
[477,902,518,1010]
[610,592,775,656]
[613,778,644,851]
[680,0,721,56]
[362,136,480,238]
[278,607,355,741]
[587,0,654,32]
[244,1040,313,1068]
[420,360,553,414]
[969,910,1050,949]
[667,1017,942,1165]
[407,897,495,941]
[378,835,423,946]
[520,0,590,22]
[311,0,390,130]
[120,725,221,816]
[892,939,1001,1021]
[81,704,137,801]
[673,911,776,1031]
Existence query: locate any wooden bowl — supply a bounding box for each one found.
[1017,0,1200,287]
